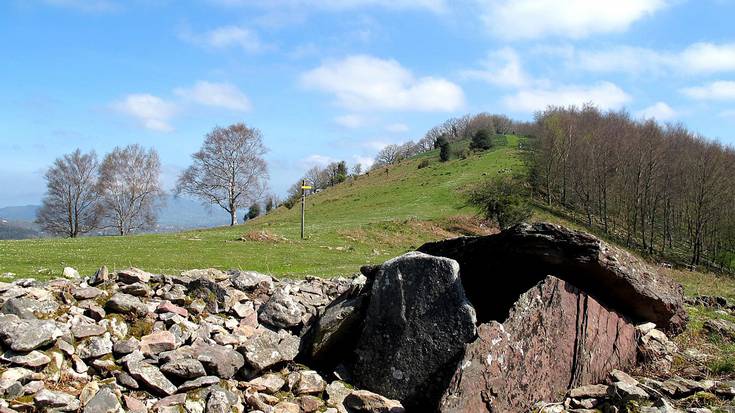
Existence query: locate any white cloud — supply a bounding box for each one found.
[111,94,177,132]
[302,154,337,168]
[572,46,669,75]
[352,155,375,169]
[502,81,631,113]
[679,43,735,74]
[681,81,735,100]
[637,102,677,121]
[481,0,668,40]
[210,0,447,13]
[174,81,252,112]
[334,114,366,129]
[180,25,264,53]
[553,43,735,76]
[43,0,118,12]
[385,123,409,133]
[461,47,538,88]
[362,139,393,151]
[301,55,465,112]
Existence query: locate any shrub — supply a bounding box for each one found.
[470,129,493,151]
[247,203,261,219]
[465,174,531,229]
[417,159,431,169]
[438,137,451,162]
[453,147,470,159]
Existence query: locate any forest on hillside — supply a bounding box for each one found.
[372,108,735,272]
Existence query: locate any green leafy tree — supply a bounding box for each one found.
[437,136,451,162]
[247,203,261,220]
[470,129,493,151]
[466,174,531,229]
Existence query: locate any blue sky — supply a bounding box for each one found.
[2,0,735,207]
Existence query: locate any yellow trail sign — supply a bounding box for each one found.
[301,185,312,189]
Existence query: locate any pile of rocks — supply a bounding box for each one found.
[536,368,735,413]
[0,222,722,412]
[0,266,405,412]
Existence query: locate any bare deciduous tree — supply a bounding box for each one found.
[97,144,165,235]
[176,123,268,226]
[35,149,100,238]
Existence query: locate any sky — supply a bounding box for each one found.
[2,0,735,207]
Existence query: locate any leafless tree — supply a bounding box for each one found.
[373,144,403,168]
[304,165,330,190]
[97,144,165,235]
[176,123,268,226]
[35,149,100,238]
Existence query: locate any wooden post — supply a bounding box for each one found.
[301,179,306,240]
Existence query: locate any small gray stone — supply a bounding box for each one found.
[113,337,140,356]
[84,387,123,413]
[73,287,104,300]
[258,289,304,329]
[569,384,609,399]
[0,350,51,367]
[230,270,273,291]
[120,282,153,297]
[77,333,113,359]
[193,342,245,379]
[117,268,151,284]
[206,388,232,413]
[161,358,207,379]
[241,328,300,372]
[177,376,221,393]
[249,373,286,394]
[608,381,650,401]
[105,293,148,317]
[89,265,110,285]
[35,389,81,411]
[72,323,107,339]
[63,267,80,279]
[1,297,59,319]
[127,361,177,396]
[0,317,64,352]
[343,390,405,413]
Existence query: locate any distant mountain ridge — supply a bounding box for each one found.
[0,195,231,239]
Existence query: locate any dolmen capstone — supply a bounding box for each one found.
[302,222,687,412]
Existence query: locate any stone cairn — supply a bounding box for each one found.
[0,223,733,412]
[0,267,403,412]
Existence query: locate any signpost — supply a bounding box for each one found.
[301,180,312,239]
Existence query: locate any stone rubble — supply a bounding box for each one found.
[0,266,405,412]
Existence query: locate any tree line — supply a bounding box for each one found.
[371,112,520,168]
[386,107,734,271]
[528,105,735,270]
[37,122,269,237]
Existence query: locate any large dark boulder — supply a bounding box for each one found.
[350,252,477,411]
[439,275,638,412]
[418,222,687,333]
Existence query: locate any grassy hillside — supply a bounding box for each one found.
[0,136,524,279]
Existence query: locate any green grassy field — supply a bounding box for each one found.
[0,136,523,279]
